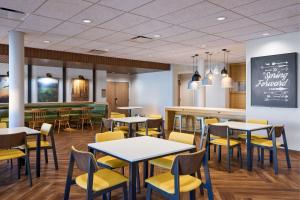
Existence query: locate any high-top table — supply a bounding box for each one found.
[88,136,196,200]
[111,116,148,137]
[0,127,41,177]
[212,121,272,171]
[117,106,142,117]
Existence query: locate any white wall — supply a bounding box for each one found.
[95,70,107,103]
[205,74,229,108]
[178,73,194,106]
[130,71,173,117]
[246,31,300,151]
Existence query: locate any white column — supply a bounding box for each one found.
[9,31,25,127]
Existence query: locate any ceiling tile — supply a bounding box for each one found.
[180,34,220,46]
[69,4,123,26]
[131,0,202,18]
[203,39,236,48]
[133,40,169,48]
[266,15,300,28]
[98,0,153,11]
[122,20,171,35]
[215,24,271,38]
[19,14,62,32]
[15,28,45,41]
[231,0,299,16]
[98,32,134,43]
[57,38,90,47]
[98,13,149,31]
[0,0,46,13]
[82,41,124,51]
[75,27,115,40]
[34,0,92,20]
[0,18,21,28]
[159,1,224,24]
[250,3,300,22]
[229,29,283,41]
[37,34,67,43]
[163,30,206,42]
[208,0,257,9]
[47,44,71,51]
[0,25,13,38]
[145,26,190,38]
[49,21,90,36]
[201,18,258,34]
[276,24,300,33]
[181,10,243,30]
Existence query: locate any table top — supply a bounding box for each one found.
[88,136,195,162]
[213,121,272,131]
[111,116,149,124]
[0,127,40,135]
[117,106,142,110]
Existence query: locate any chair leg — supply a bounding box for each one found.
[257,147,260,162]
[10,159,13,169]
[25,155,32,187]
[102,193,108,200]
[150,164,154,177]
[214,144,216,153]
[58,122,61,134]
[107,192,111,200]
[146,186,152,200]
[238,146,243,168]
[218,146,222,162]
[136,166,141,193]
[81,120,84,133]
[272,146,278,175]
[123,184,128,200]
[17,158,21,179]
[260,148,264,168]
[227,147,231,173]
[189,190,196,200]
[53,147,59,170]
[44,149,48,164]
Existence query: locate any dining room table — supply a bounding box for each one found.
[117,106,142,117]
[211,121,272,171]
[111,116,148,137]
[88,136,196,200]
[0,127,41,177]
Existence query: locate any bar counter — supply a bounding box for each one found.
[165,106,246,130]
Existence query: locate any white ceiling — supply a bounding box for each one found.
[0,0,300,65]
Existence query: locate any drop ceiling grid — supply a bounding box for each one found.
[0,0,299,65]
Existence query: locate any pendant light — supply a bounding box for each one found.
[221,49,228,77]
[221,49,233,88]
[188,54,201,89]
[202,52,213,86]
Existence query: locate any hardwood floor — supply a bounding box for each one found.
[0,128,299,200]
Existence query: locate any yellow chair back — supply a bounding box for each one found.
[204,118,219,125]
[0,122,7,128]
[95,131,124,142]
[110,112,126,118]
[169,132,195,145]
[247,119,268,125]
[40,123,52,136]
[147,114,162,119]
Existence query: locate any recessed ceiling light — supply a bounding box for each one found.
[104,49,109,52]
[262,32,270,36]
[43,40,50,44]
[217,16,226,21]
[153,34,161,38]
[83,19,92,23]
[201,44,206,48]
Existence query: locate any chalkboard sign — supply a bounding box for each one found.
[251,52,297,108]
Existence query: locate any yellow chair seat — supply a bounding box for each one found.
[75,168,128,192]
[114,126,128,131]
[0,149,25,161]
[27,141,51,149]
[138,127,158,132]
[97,156,127,168]
[210,134,220,139]
[136,130,160,136]
[238,133,268,139]
[145,172,201,194]
[210,138,240,147]
[251,139,280,148]
[149,155,175,170]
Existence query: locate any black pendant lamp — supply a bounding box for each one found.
[188,54,201,89]
[221,49,228,77]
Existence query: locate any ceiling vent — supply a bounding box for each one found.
[87,49,108,55]
[130,36,152,43]
[0,7,27,20]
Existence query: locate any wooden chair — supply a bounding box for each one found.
[200,118,220,157]
[100,118,114,132]
[149,132,195,177]
[54,108,72,134]
[29,109,47,130]
[136,118,165,138]
[78,107,93,133]
[110,112,128,133]
[26,123,58,170]
[251,125,291,174]
[145,149,214,200]
[95,131,140,195]
[0,132,32,186]
[64,146,128,200]
[207,125,243,172]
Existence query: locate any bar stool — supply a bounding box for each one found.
[173,114,185,132]
[194,116,205,136]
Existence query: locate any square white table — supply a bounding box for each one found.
[88,136,196,200]
[117,106,142,116]
[212,121,272,171]
[0,127,41,177]
[111,117,149,137]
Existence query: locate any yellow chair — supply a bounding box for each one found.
[145,150,213,200]
[238,119,269,139]
[149,132,195,175]
[64,146,128,200]
[147,114,162,119]
[26,123,58,170]
[251,126,291,174]
[0,132,32,186]
[204,118,220,139]
[0,122,7,128]
[110,112,129,134]
[207,125,243,172]
[136,118,165,138]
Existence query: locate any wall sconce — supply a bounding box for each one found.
[78,75,85,80]
[46,73,52,78]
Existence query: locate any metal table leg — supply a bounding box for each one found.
[246,130,252,171]
[129,162,137,200]
[36,133,41,177]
